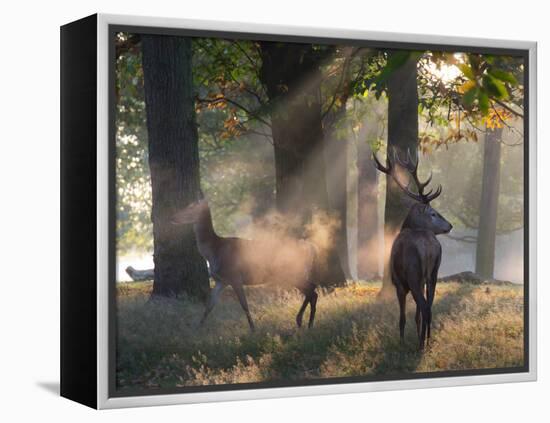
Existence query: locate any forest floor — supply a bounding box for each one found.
[115,280,524,393]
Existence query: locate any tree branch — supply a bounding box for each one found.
[493,98,524,119]
[321,49,354,120]
[491,104,524,143]
[232,40,259,70]
[245,128,274,145]
[197,96,272,128]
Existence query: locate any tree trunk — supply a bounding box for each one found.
[380,53,420,298]
[259,42,347,287]
[324,105,352,279]
[475,127,503,278]
[357,124,380,280]
[142,35,210,300]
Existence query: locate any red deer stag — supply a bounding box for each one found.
[374,149,452,349]
[172,194,319,331]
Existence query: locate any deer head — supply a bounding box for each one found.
[171,189,209,225]
[373,148,452,235]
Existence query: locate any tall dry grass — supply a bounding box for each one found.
[115,280,523,392]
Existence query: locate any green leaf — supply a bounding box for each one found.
[478,91,490,115]
[482,74,509,100]
[387,51,413,70]
[488,68,518,86]
[373,51,412,86]
[459,64,475,80]
[462,86,479,107]
[409,50,425,62]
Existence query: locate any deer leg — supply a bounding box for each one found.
[426,282,436,344]
[397,290,407,343]
[426,255,441,345]
[199,281,225,327]
[296,295,309,328]
[296,284,317,328]
[232,282,255,332]
[410,290,429,350]
[415,305,421,338]
[425,308,432,347]
[308,290,318,329]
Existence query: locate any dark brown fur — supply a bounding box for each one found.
[374,149,452,348]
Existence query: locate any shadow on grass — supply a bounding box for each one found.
[370,284,475,376]
[265,284,476,380]
[115,283,477,388]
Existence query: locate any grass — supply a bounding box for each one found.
[115,280,524,392]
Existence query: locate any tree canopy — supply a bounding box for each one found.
[114,33,525,269]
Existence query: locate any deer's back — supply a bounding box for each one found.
[212,236,316,288]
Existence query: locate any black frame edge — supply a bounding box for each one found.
[60,13,98,409]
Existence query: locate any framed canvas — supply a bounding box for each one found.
[60,13,537,409]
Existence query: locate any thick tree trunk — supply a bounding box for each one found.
[259,42,347,287]
[324,105,352,279]
[475,127,503,278]
[357,126,380,280]
[142,35,210,300]
[380,53,420,298]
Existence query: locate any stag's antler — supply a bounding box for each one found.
[373,147,442,204]
[372,149,412,195]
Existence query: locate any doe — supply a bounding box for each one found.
[172,193,319,331]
